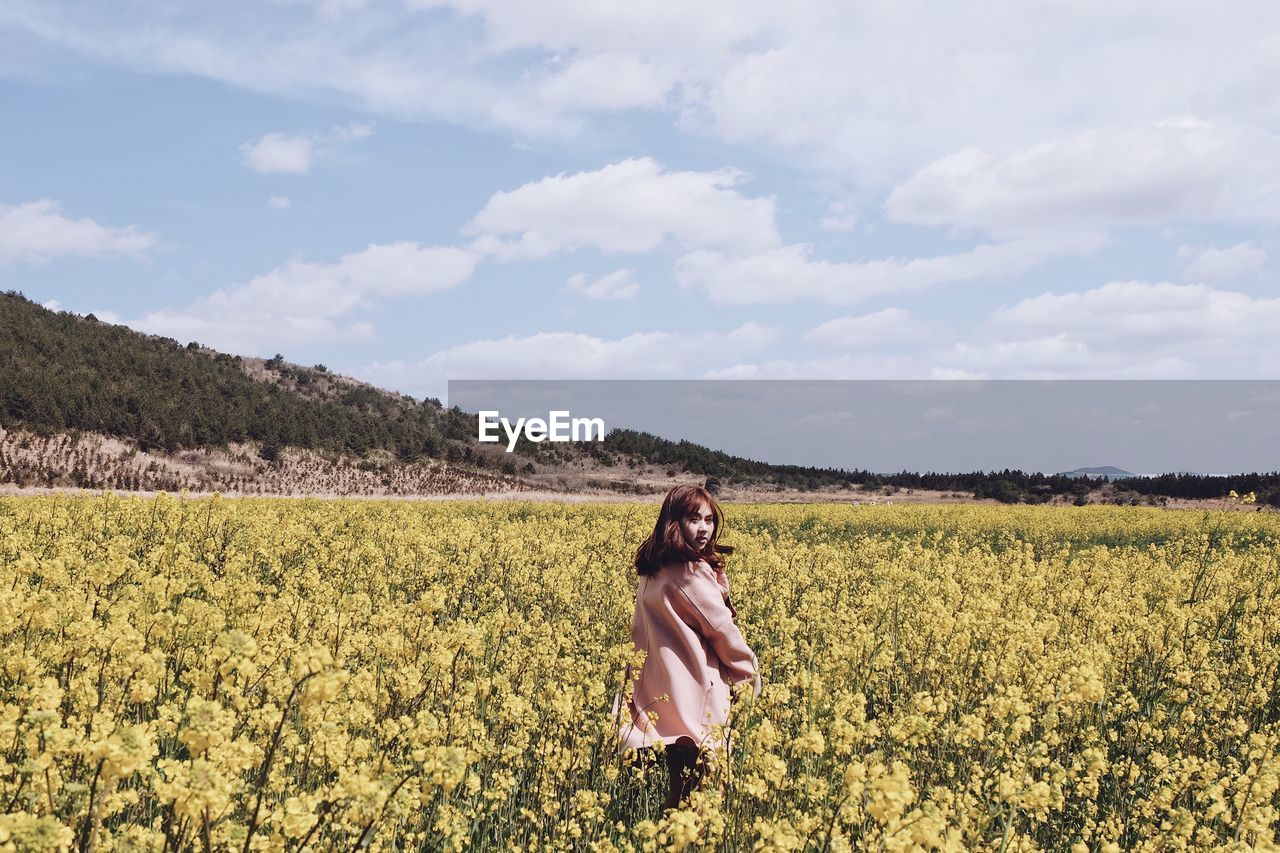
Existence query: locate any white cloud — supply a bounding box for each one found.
[704,353,925,380]
[462,157,1099,311]
[429,0,765,57]
[565,269,639,300]
[239,122,373,174]
[241,132,313,174]
[805,308,928,348]
[466,158,779,259]
[885,121,1280,234]
[933,280,1280,378]
[946,335,1108,372]
[0,200,157,264]
[536,53,677,111]
[331,122,373,142]
[268,195,291,209]
[675,233,1104,305]
[11,2,1280,193]
[819,201,858,232]
[678,6,1280,188]
[131,306,375,354]
[941,335,1192,378]
[336,242,478,296]
[357,320,779,398]
[990,280,1280,343]
[42,299,60,311]
[131,242,477,353]
[1175,242,1266,282]
[928,368,986,380]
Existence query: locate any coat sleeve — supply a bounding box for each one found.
[674,567,758,685]
[712,565,738,618]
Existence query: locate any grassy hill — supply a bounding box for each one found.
[0,290,469,458]
[0,291,875,495]
[3,291,1275,504]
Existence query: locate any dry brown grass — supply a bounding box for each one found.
[0,427,528,498]
[1,426,1269,510]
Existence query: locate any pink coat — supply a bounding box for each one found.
[612,558,759,752]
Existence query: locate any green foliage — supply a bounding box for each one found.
[0,292,469,462]
[974,478,1024,504]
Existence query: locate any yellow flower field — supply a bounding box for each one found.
[2,493,1279,851]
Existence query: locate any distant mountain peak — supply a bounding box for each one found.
[1057,466,1136,481]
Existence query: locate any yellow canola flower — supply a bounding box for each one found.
[0,494,1276,849]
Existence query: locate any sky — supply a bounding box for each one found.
[3,1,1280,406]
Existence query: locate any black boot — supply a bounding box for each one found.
[662,739,706,813]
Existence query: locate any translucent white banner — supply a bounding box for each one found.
[448,379,1280,476]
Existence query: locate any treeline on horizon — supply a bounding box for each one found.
[2,290,1276,503]
[595,431,1280,506]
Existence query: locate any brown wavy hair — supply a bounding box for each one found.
[634,484,734,576]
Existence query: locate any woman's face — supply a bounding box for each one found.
[681,500,715,551]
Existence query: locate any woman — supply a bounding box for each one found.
[613,484,762,813]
